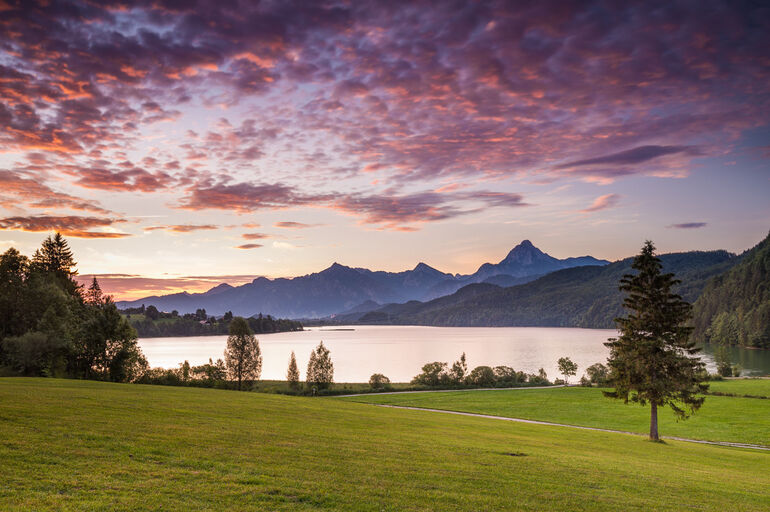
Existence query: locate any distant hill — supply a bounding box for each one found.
[351,250,738,329]
[692,232,770,348]
[116,241,609,318]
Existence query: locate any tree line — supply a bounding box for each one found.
[121,305,303,338]
[139,316,335,394]
[0,234,146,381]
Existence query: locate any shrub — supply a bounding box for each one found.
[369,373,391,390]
[527,368,550,386]
[467,366,496,387]
[494,365,527,387]
[585,363,609,386]
[411,362,449,386]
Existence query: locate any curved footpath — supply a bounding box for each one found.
[335,388,770,452]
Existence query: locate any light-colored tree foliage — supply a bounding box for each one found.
[306,341,333,390]
[557,357,578,384]
[287,350,300,390]
[224,317,262,390]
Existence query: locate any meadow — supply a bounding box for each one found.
[343,381,770,446]
[707,378,770,398]
[1,378,769,511]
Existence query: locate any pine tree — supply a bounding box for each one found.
[604,241,707,441]
[224,317,262,390]
[30,232,80,295]
[85,277,104,306]
[287,350,300,390]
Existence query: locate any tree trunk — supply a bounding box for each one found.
[649,402,659,441]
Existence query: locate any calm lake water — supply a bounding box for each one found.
[139,325,770,382]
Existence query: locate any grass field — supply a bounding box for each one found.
[1,378,769,511]
[707,378,770,398]
[255,379,416,395]
[343,383,770,446]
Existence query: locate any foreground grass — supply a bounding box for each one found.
[344,384,770,446]
[1,378,769,511]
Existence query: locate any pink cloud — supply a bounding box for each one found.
[580,194,621,213]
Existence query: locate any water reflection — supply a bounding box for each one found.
[138,326,770,382]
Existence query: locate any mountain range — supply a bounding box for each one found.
[341,249,739,329]
[116,240,609,318]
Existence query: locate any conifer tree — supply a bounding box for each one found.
[287,350,300,390]
[30,233,80,295]
[604,241,707,441]
[85,276,104,306]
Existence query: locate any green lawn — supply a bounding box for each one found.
[255,379,416,395]
[343,385,770,446]
[1,378,769,511]
[708,378,770,398]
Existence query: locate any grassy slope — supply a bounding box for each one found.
[1,379,768,511]
[344,384,770,446]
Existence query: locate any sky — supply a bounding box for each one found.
[1,0,768,300]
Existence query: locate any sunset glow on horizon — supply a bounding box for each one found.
[1,0,768,301]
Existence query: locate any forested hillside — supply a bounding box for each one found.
[693,232,770,348]
[356,250,738,328]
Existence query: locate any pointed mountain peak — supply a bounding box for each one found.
[413,262,435,272]
[504,240,548,260]
[320,262,353,274]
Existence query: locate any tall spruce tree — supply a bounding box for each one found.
[30,233,80,295]
[287,351,300,390]
[604,241,707,441]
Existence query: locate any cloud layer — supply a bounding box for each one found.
[1,1,767,237]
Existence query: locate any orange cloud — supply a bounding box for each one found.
[0,215,131,238]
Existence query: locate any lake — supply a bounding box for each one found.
[138,325,770,382]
